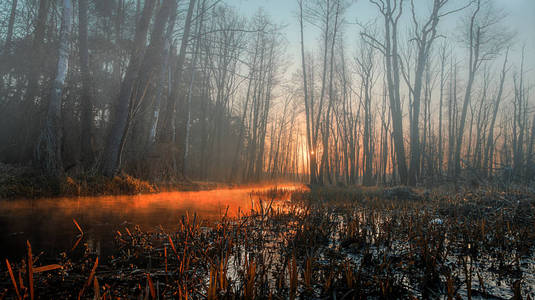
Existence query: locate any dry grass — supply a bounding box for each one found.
[0,163,157,199]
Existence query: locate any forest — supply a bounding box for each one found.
[1,0,535,299]
[0,0,533,190]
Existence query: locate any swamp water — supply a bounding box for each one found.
[1,186,534,298]
[0,184,301,261]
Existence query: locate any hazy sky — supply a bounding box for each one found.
[231,0,535,73]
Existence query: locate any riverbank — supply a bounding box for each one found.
[1,186,534,298]
[0,163,228,199]
[0,163,302,199]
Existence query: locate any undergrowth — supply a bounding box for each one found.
[0,162,156,198]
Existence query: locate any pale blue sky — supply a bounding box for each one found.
[229,0,534,73]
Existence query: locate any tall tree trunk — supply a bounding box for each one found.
[23,0,49,108]
[406,0,452,185]
[128,0,176,159]
[320,0,340,185]
[230,63,255,182]
[383,1,408,185]
[298,0,316,184]
[454,0,482,177]
[438,45,447,176]
[158,0,196,145]
[39,0,73,176]
[447,60,457,176]
[78,0,94,169]
[182,0,203,178]
[113,0,124,84]
[19,0,49,162]
[527,111,535,178]
[0,0,17,96]
[473,69,489,170]
[3,0,17,53]
[149,0,178,144]
[512,49,526,179]
[100,0,156,176]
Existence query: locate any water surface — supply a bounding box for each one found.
[0,184,300,261]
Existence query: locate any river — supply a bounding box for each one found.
[0,184,301,261]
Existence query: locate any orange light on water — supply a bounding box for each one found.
[1,184,305,230]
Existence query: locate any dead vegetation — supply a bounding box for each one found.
[0,163,238,199]
[0,164,156,199]
[1,186,535,299]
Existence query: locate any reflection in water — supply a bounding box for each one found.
[0,184,301,261]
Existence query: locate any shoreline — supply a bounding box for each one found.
[0,163,303,199]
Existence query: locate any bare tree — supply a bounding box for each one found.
[437,42,450,176]
[512,47,527,179]
[149,0,179,144]
[39,0,73,176]
[454,0,512,177]
[158,0,196,146]
[363,0,408,184]
[182,0,205,178]
[100,0,157,176]
[0,0,17,91]
[23,0,49,109]
[17,0,50,161]
[406,0,467,186]
[79,0,94,169]
[355,35,377,186]
[298,0,317,184]
[483,49,509,175]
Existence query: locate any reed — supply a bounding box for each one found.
[5,259,21,300]
[1,186,534,298]
[78,257,98,300]
[26,241,33,300]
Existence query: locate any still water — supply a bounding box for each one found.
[0,184,300,261]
